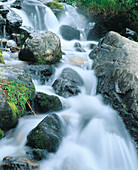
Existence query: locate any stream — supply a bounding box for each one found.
[0,0,138,170]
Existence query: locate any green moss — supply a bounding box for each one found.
[7,101,19,118]
[46,1,64,11]
[0,53,5,64]
[0,129,4,139]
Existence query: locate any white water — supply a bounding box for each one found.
[0,0,138,170]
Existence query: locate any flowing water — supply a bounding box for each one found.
[0,0,138,170]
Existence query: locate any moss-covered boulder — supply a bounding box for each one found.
[0,53,5,64]
[34,92,62,113]
[45,1,65,20]
[26,113,63,152]
[19,31,62,64]
[0,65,35,131]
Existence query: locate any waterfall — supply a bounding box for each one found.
[0,0,138,170]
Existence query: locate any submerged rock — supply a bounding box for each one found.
[69,57,86,66]
[60,25,80,41]
[34,92,62,113]
[26,148,48,161]
[52,67,83,97]
[0,156,39,170]
[90,31,138,145]
[0,65,35,131]
[19,31,62,64]
[25,64,54,85]
[27,113,63,152]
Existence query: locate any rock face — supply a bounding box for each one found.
[19,32,62,64]
[0,65,35,131]
[27,113,63,152]
[52,67,83,97]
[60,25,80,41]
[34,92,62,113]
[0,156,39,170]
[89,31,138,145]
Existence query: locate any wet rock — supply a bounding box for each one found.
[26,113,63,152]
[26,148,48,161]
[18,26,35,45]
[0,65,35,131]
[0,8,9,18]
[25,64,54,85]
[45,1,65,20]
[60,25,80,41]
[90,31,138,145]
[10,46,21,52]
[0,156,39,170]
[74,42,81,48]
[125,28,137,41]
[34,92,62,113]
[11,0,23,9]
[6,9,22,35]
[69,57,85,66]
[87,22,108,40]
[52,67,83,97]
[19,31,62,64]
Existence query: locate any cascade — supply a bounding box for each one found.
[0,0,138,170]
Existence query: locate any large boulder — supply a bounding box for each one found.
[26,113,63,152]
[60,25,80,41]
[19,32,62,64]
[0,65,35,131]
[52,67,83,97]
[34,92,62,113]
[89,31,138,145]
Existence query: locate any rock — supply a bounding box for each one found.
[89,31,138,145]
[10,46,21,52]
[26,113,63,152]
[52,67,83,97]
[0,14,5,25]
[11,0,23,9]
[45,1,65,20]
[34,92,62,113]
[6,40,17,48]
[6,9,22,35]
[69,57,86,66]
[74,42,81,48]
[87,22,108,40]
[0,65,35,131]
[0,9,9,18]
[0,52,5,64]
[26,149,48,161]
[25,64,54,85]
[19,31,62,64]
[125,28,137,41]
[18,26,35,45]
[0,156,39,170]
[60,25,80,41]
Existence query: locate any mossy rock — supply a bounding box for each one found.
[0,65,35,131]
[0,53,5,64]
[45,1,65,20]
[0,128,4,139]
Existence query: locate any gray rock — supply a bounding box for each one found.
[6,9,22,34]
[52,67,83,98]
[34,92,62,113]
[0,65,35,131]
[89,31,138,145]
[26,113,63,152]
[19,31,62,64]
[60,25,80,41]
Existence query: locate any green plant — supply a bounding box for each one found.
[0,52,5,64]
[0,129,4,139]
